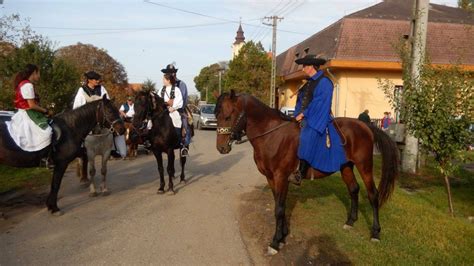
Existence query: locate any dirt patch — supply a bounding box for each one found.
[0,185,49,233]
[238,185,352,265]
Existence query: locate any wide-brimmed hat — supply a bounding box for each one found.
[84,71,101,80]
[295,54,327,66]
[161,64,178,74]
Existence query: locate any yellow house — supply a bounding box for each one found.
[276,0,474,121]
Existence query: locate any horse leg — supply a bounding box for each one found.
[153,150,166,194]
[340,164,360,228]
[166,148,176,194]
[79,149,90,187]
[355,161,381,241]
[100,153,110,196]
[46,162,68,215]
[179,152,186,184]
[268,174,289,255]
[88,154,98,197]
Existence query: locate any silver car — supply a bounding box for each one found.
[192,104,217,130]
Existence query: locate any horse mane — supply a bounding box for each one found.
[216,92,293,122]
[56,100,101,128]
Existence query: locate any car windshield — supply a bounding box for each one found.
[201,105,215,114]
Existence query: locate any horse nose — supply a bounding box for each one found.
[218,146,230,154]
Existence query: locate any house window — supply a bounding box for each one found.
[295,52,300,59]
[304,47,309,55]
[394,85,403,123]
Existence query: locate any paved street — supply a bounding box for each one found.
[0,130,267,265]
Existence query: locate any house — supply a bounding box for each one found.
[276,0,474,120]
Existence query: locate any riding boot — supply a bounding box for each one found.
[289,159,309,186]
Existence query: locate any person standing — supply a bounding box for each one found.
[288,55,347,186]
[6,64,53,152]
[358,109,371,124]
[161,63,191,156]
[119,96,135,122]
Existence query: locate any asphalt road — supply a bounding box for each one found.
[0,130,267,265]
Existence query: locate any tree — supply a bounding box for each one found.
[458,0,474,11]
[141,78,156,93]
[193,63,222,103]
[56,43,129,105]
[0,14,80,112]
[224,41,272,103]
[379,41,473,216]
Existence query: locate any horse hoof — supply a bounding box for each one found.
[371,238,380,242]
[180,179,186,184]
[279,242,285,249]
[51,210,64,216]
[343,224,353,230]
[157,189,165,194]
[166,190,176,195]
[79,182,89,189]
[102,191,111,196]
[267,246,278,256]
[89,192,98,197]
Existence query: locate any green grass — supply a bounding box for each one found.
[0,165,51,194]
[286,152,474,264]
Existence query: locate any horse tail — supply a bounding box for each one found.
[368,123,399,207]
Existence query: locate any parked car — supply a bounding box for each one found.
[280,106,295,117]
[0,110,14,123]
[192,104,217,130]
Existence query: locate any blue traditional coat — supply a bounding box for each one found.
[295,70,347,173]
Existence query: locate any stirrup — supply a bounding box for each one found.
[180,147,189,157]
[288,172,302,186]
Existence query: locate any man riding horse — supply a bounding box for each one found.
[290,54,347,185]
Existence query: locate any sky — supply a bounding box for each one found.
[0,0,459,95]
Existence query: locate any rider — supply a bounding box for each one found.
[6,64,54,152]
[119,96,135,122]
[73,71,126,159]
[288,55,347,186]
[161,63,191,156]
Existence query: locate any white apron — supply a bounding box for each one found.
[6,109,52,151]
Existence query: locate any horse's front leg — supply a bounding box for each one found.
[100,152,111,196]
[166,148,175,194]
[46,162,68,215]
[78,148,89,187]
[88,154,98,197]
[153,150,165,194]
[341,165,360,228]
[268,174,289,255]
[179,152,186,184]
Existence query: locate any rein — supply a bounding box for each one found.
[94,101,121,135]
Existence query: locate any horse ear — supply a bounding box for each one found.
[230,89,236,100]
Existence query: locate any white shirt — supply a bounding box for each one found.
[159,85,183,110]
[119,103,135,118]
[20,83,35,100]
[73,85,109,109]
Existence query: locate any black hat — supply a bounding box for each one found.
[161,64,178,74]
[295,54,327,66]
[84,71,101,80]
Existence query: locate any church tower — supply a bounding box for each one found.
[232,23,245,59]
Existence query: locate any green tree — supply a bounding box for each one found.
[224,41,272,103]
[458,0,474,11]
[379,41,473,216]
[56,43,129,105]
[141,78,156,93]
[193,63,222,103]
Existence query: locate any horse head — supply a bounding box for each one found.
[215,89,247,154]
[99,95,126,135]
[133,90,166,130]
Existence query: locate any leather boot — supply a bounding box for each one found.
[289,160,309,186]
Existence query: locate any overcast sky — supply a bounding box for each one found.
[1,0,458,95]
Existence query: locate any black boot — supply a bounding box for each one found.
[289,160,309,186]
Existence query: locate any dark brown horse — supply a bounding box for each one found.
[0,96,125,215]
[215,90,398,255]
[132,91,187,194]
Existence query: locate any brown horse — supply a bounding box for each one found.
[215,90,399,255]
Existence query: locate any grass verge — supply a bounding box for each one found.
[0,165,51,194]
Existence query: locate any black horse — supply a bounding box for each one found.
[133,91,186,194]
[0,96,125,215]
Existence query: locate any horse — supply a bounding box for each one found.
[132,90,187,194]
[215,90,399,255]
[124,121,148,158]
[83,127,115,196]
[0,96,125,215]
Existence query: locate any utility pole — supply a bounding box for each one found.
[403,0,429,173]
[263,16,283,108]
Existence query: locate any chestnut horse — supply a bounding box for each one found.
[0,96,125,215]
[215,91,398,254]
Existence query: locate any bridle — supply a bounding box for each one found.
[95,100,122,135]
[217,95,291,148]
[136,92,166,131]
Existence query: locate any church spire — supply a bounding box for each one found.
[234,22,245,45]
